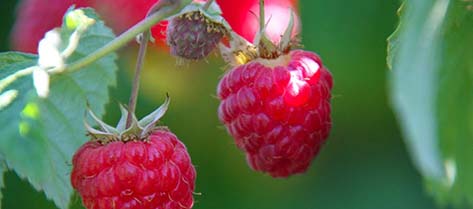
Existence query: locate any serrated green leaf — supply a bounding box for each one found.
[388,0,473,207]
[0,8,117,209]
[386,3,404,70]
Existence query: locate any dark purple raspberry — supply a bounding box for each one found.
[166,11,226,60]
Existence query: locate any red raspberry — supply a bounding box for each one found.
[71,129,196,209]
[217,50,333,177]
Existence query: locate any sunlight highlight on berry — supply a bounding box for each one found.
[284,78,310,107]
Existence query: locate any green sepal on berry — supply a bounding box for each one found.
[255,9,296,57]
[85,95,170,143]
[170,1,231,30]
[219,7,299,66]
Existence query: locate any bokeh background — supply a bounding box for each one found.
[0,0,460,209]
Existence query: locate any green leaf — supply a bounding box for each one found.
[388,0,473,207]
[0,156,7,209]
[0,8,117,209]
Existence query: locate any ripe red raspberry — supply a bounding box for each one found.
[71,98,196,209]
[166,10,226,60]
[71,129,196,209]
[217,50,333,177]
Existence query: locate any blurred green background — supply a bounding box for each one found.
[0,0,461,209]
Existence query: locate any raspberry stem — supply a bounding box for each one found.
[259,0,265,34]
[65,14,161,74]
[125,0,181,128]
[125,32,150,128]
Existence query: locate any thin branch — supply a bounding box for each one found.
[125,32,150,128]
[62,11,168,75]
[125,0,182,128]
[259,0,265,33]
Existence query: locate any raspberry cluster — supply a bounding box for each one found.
[33,0,334,208]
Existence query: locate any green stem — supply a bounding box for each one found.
[125,0,181,128]
[63,0,185,75]
[125,32,150,128]
[62,11,167,75]
[259,0,265,33]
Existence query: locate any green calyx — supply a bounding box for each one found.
[85,95,170,144]
[170,1,231,31]
[256,9,297,58]
[176,10,227,35]
[219,7,298,66]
